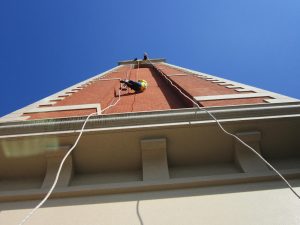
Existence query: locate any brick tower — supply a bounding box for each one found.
[0,58,299,225]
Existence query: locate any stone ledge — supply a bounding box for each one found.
[0,168,299,202]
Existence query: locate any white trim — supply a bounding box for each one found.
[226,85,244,89]
[205,78,219,81]
[167,74,188,77]
[39,103,56,107]
[218,83,233,86]
[0,116,31,123]
[194,93,270,101]
[264,99,298,103]
[66,90,78,94]
[235,88,254,92]
[50,97,65,101]
[58,94,72,97]
[24,104,101,115]
[211,80,226,83]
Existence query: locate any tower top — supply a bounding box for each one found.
[118,58,166,65]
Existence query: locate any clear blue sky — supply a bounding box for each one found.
[1,1,300,117]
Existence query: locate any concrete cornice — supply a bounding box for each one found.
[1,168,299,202]
[1,102,300,138]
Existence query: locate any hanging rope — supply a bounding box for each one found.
[131,60,140,112]
[136,60,140,80]
[18,90,122,225]
[126,64,132,80]
[147,59,300,200]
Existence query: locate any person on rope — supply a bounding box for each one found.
[120,79,148,93]
[143,52,148,61]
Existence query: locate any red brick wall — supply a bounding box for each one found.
[24,63,268,120]
[157,64,266,107]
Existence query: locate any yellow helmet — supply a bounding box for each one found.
[138,80,148,88]
[138,80,148,91]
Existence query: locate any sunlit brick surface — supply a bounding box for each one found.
[157,64,267,107]
[24,63,268,120]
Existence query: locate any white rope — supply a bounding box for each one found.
[18,90,122,225]
[137,60,140,80]
[126,64,132,80]
[147,59,300,200]
[131,61,140,111]
[101,89,122,113]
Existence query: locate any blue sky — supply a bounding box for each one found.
[1,1,299,117]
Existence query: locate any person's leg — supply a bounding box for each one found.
[120,80,142,92]
[127,80,141,92]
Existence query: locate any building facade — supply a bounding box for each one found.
[0,59,300,225]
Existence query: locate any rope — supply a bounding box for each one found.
[102,89,122,114]
[126,64,132,80]
[18,90,122,225]
[131,61,140,112]
[136,60,140,80]
[147,59,300,200]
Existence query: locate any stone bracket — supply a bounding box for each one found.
[140,138,169,181]
[234,131,269,173]
[41,146,73,189]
